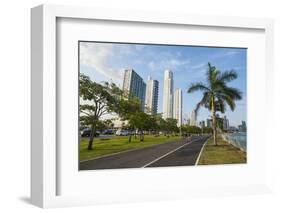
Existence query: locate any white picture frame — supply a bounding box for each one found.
[31,4,274,208]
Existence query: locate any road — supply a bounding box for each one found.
[79,135,210,170]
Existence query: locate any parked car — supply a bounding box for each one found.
[115,129,131,136]
[102,129,114,135]
[80,128,100,137]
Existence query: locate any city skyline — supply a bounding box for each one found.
[80,42,247,126]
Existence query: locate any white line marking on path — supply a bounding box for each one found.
[142,138,203,168]
[80,147,142,163]
[195,137,209,166]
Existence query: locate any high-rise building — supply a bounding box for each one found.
[145,76,159,115]
[238,120,247,132]
[206,119,213,128]
[190,110,197,126]
[163,70,173,119]
[186,118,190,126]
[199,120,205,129]
[122,69,146,111]
[173,89,182,127]
[223,115,229,130]
[183,113,190,125]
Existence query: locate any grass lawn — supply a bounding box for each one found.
[198,135,246,165]
[80,135,181,161]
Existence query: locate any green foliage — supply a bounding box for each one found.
[115,97,141,121]
[79,74,124,150]
[181,125,202,134]
[187,63,242,145]
[165,118,179,134]
[187,63,242,114]
[96,119,114,132]
[202,127,213,134]
[128,112,150,131]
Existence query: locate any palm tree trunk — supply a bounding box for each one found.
[211,97,217,146]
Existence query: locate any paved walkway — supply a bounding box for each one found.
[79,135,210,170]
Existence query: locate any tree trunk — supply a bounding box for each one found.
[87,124,96,150]
[128,134,132,142]
[134,128,137,139]
[140,130,144,142]
[211,97,217,146]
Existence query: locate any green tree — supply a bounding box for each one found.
[165,118,179,136]
[187,63,242,145]
[116,98,141,142]
[148,114,161,135]
[203,127,213,134]
[95,119,114,132]
[181,125,202,135]
[79,74,122,150]
[128,112,150,141]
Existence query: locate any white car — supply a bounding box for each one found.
[115,129,130,136]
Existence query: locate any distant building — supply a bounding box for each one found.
[173,89,183,127]
[163,70,173,119]
[206,119,213,128]
[123,69,146,111]
[199,120,205,129]
[238,120,247,132]
[145,76,159,115]
[223,115,229,130]
[229,126,238,132]
[183,117,190,126]
[113,118,128,129]
[190,110,197,126]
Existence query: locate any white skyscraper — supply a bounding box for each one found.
[145,76,159,115]
[190,110,197,126]
[163,70,173,119]
[173,89,182,127]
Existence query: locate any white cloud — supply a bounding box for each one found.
[224,50,239,56]
[148,58,190,71]
[190,63,207,69]
[212,49,240,59]
[80,42,123,82]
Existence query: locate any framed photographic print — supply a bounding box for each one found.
[31,4,274,208]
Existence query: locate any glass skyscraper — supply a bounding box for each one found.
[122,69,146,111]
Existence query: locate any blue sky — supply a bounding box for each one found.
[80,42,247,127]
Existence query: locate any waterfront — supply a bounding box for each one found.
[222,132,247,152]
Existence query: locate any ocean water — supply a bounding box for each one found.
[223,132,247,151]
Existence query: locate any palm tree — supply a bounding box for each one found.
[187,63,242,145]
